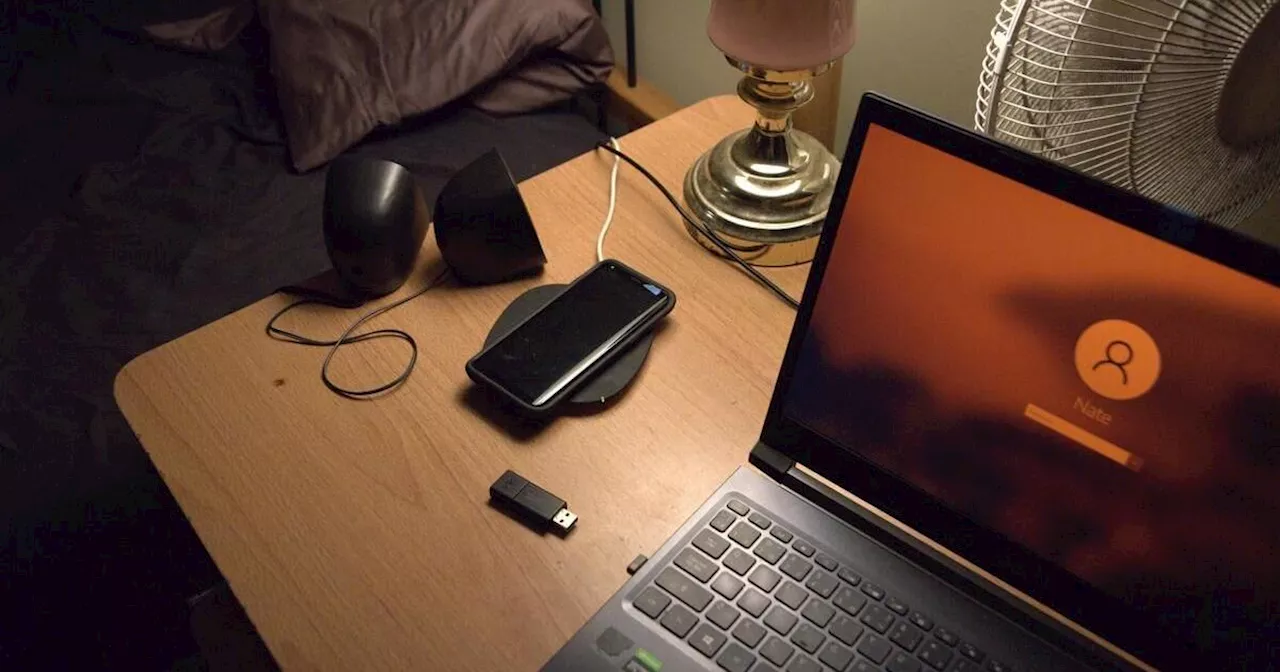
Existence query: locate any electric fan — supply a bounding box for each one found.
[976,0,1280,228]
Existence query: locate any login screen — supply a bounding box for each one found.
[784,124,1280,656]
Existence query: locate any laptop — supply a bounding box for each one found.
[543,93,1280,672]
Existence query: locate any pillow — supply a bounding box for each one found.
[259,0,612,172]
[87,0,241,30]
[143,1,254,52]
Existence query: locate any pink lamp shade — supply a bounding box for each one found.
[708,0,856,72]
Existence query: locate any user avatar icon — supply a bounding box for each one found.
[1093,339,1134,384]
[1075,320,1161,401]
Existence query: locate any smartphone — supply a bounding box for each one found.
[466,260,676,414]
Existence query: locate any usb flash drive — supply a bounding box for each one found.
[489,470,578,534]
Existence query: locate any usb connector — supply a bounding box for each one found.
[489,470,578,534]
[551,508,579,531]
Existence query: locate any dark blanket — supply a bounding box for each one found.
[0,18,605,669]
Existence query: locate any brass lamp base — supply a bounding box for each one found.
[683,59,840,267]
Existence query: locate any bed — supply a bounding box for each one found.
[0,1,611,667]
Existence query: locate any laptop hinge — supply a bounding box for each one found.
[748,442,793,481]
[752,446,978,583]
[762,459,1145,672]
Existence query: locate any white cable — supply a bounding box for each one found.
[596,137,622,263]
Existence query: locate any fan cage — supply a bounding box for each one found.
[976,0,1280,228]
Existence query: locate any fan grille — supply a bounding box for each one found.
[977,0,1280,228]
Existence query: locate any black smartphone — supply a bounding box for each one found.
[466,259,675,414]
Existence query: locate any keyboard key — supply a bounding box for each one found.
[675,548,718,583]
[805,571,839,599]
[749,565,782,592]
[886,650,922,672]
[760,636,796,667]
[800,599,835,627]
[729,522,762,548]
[716,642,756,672]
[860,604,895,634]
[779,554,814,581]
[790,622,825,655]
[732,617,768,648]
[776,581,809,610]
[710,509,737,532]
[723,548,757,576]
[833,585,868,616]
[917,639,954,670]
[764,605,799,636]
[792,539,816,557]
[850,660,879,672]
[818,640,854,671]
[656,567,713,611]
[908,611,934,631]
[749,512,773,529]
[888,621,924,651]
[787,656,822,672]
[987,660,1013,672]
[712,573,745,600]
[694,529,730,559]
[659,603,698,638]
[755,537,788,565]
[690,622,728,658]
[727,500,749,515]
[958,641,986,663]
[934,627,959,647]
[814,553,838,572]
[828,614,864,646]
[633,586,671,619]
[856,633,893,664]
[707,601,741,630]
[770,527,794,543]
[885,595,909,616]
[738,589,771,618]
[837,567,862,586]
[861,583,886,600]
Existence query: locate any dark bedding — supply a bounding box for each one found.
[0,14,606,669]
[262,0,612,170]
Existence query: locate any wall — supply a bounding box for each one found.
[599,0,738,116]
[599,0,1002,149]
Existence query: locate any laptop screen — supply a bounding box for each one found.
[782,123,1280,660]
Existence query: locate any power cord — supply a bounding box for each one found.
[596,137,622,263]
[594,141,800,310]
[266,267,451,398]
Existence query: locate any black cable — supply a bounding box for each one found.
[594,141,801,310]
[266,267,451,399]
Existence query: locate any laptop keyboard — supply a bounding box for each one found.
[630,498,1013,672]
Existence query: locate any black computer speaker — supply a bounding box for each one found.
[323,156,430,299]
[433,149,547,285]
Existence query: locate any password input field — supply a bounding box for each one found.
[1024,403,1144,472]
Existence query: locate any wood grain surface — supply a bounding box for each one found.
[114,96,811,671]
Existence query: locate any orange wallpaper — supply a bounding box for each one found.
[791,124,1280,612]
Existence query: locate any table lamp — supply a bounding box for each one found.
[685,0,855,266]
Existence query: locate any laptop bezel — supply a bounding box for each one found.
[758,92,1280,670]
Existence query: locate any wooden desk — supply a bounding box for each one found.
[114,96,810,671]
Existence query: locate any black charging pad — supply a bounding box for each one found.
[483,284,655,408]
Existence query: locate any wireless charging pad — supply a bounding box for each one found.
[483,284,655,409]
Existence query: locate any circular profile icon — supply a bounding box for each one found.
[1074,319,1161,401]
